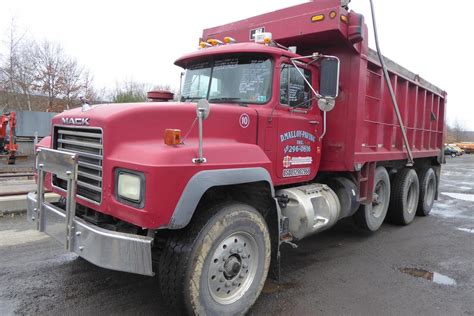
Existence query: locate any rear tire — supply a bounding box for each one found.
[159,202,271,315]
[416,168,437,216]
[387,168,420,225]
[353,166,390,232]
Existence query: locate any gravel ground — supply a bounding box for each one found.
[0,155,473,315]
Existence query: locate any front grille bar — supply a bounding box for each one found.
[58,129,102,138]
[54,126,103,204]
[57,139,103,149]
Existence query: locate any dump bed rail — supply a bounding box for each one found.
[368,49,445,97]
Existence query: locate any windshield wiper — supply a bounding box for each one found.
[181,96,205,102]
[209,97,249,107]
[208,97,243,102]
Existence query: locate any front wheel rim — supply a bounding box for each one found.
[207,231,259,305]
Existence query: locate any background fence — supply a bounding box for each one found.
[15,111,58,137]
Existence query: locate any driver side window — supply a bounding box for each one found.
[280,64,312,108]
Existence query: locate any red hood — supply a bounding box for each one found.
[53,102,258,148]
[45,102,267,228]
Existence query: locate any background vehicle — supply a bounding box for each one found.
[444,145,459,157]
[448,144,464,155]
[456,142,474,154]
[27,0,446,314]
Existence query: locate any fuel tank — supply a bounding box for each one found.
[277,183,340,240]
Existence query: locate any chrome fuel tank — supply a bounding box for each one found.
[277,184,341,240]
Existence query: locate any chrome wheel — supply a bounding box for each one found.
[406,179,418,214]
[372,180,388,218]
[425,176,436,206]
[353,166,390,232]
[208,231,258,305]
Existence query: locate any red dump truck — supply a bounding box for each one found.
[27,0,446,314]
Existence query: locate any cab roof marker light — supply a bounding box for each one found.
[254,32,272,45]
[199,41,212,49]
[340,15,348,23]
[329,11,337,19]
[311,14,325,22]
[207,38,223,46]
[223,37,236,44]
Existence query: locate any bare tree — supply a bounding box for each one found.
[0,18,27,110]
[1,20,152,111]
[81,70,105,103]
[35,40,67,110]
[111,79,150,103]
[447,119,466,143]
[14,40,39,111]
[59,57,83,109]
[152,84,171,91]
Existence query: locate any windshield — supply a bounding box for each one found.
[180,54,272,104]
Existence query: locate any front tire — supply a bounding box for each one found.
[159,203,271,315]
[387,168,420,225]
[353,166,390,232]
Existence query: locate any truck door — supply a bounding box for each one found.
[276,61,321,181]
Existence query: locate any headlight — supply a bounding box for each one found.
[116,169,145,207]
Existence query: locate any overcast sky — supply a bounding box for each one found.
[1,0,472,129]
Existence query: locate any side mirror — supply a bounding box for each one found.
[320,57,340,99]
[196,99,210,120]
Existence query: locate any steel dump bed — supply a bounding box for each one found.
[318,47,446,172]
[202,0,446,172]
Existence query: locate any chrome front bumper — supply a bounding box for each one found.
[28,148,153,276]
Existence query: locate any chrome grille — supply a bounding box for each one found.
[53,126,103,203]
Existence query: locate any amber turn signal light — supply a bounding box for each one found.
[164,129,182,145]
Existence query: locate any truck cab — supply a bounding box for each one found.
[175,41,337,185]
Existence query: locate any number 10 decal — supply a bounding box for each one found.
[240,113,250,128]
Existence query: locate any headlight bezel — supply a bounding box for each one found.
[115,168,146,208]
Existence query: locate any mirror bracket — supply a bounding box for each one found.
[290,53,340,141]
[193,100,211,164]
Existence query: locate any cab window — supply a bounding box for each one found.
[181,54,273,104]
[280,64,312,108]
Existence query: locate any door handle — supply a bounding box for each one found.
[309,121,319,125]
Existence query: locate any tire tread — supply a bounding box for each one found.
[159,204,222,315]
[416,167,436,216]
[387,168,418,225]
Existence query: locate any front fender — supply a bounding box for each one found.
[167,167,274,229]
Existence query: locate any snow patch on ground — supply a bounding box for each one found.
[457,227,474,234]
[431,202,474,220]
[441,192,474,202]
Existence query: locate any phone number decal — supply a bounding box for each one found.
[283,168,311,178]
[284,144,311,154]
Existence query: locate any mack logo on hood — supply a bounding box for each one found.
[61,117,90,126]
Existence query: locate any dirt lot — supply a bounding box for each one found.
[0,155,473,315]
